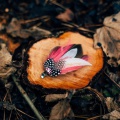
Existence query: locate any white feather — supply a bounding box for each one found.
[61,48,77,59]
[63,58,92,68]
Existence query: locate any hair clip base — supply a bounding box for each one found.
[41,72,47,78]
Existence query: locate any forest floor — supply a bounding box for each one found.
[0,0,120,120]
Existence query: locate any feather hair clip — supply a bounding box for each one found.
[41,44,92,78]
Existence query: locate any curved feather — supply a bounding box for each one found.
[48,46,61,59]
[61,44,83,59]
[71,44,83,58]
[61,57,92,74]
[61,66,82,74]
[49,44,83,61]
[48,44,73,61]
[61,48,78,59]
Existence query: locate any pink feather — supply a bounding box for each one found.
[61,57,92,74]
[48,44,73,62]
[61,66,82,74]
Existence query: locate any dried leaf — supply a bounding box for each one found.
[0,34,20,53]
[6,18,21,33]
[45,93,67,102]
[94,12,120,66]
[29,26,52,40]
[6,18,51,39]
[103,110,120,120]
[70,88,107,117]
[109,72,120,89]
[56,8,74,22]
[6,18,31,38]
[0,15,7,31]
[49,100,74,120]
[3,102,16,111]
[0,43,16,83]
[5,82,13,89]
[105,97,119,112]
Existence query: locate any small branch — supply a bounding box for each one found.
[12,75,45,120]
[104,72,120,89]
[16,108,36,119]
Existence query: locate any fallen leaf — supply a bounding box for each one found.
[109,72,120,89]
[94,12,120,66]
[0,42,16,83]
[56,8,74,22]
[0,15,8,31]
[6,18,31,38]
[6,18,21,33]
[45,93,67,102]
[103,110,120,120]
[49,100,74,120]
[3,101,16,111]
[29,26,52,40]
[70,88,107,117]
[5,82,13,89]
[6,18,51,39]
[0,34,20,53]
[105,97,119,112]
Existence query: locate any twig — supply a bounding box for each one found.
[61,23,95,33]
[50,1,66,10]
[16,108,36,119]
[104,72,120,89]
[9,110,12,120]
[3,109,5,120]
[87,114,104,120]
[12,75,45,120]
[16,111,24,120]
[20,16,50,24]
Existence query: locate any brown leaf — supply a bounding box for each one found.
[0,15,8,31]
[0,42,16,83]
[0,34,20,53]
[3,102,16,111]
[56,8,74,22]
[103,110,120,120]
[29,26,52,40]
[6,18,31,38]
[45,93,67,102]
[49,100,74,120]
[105,97,119,112]
[6,18,21,33]
[6,18,51,39]
[109,72,120,89]
[94,12,120,66]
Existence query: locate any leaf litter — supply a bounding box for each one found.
[0,42,16,83]
[0,0,120,120]
[49,100,74,120]
[94,12,120,66]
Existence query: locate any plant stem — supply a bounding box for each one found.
[12,75,45,120]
